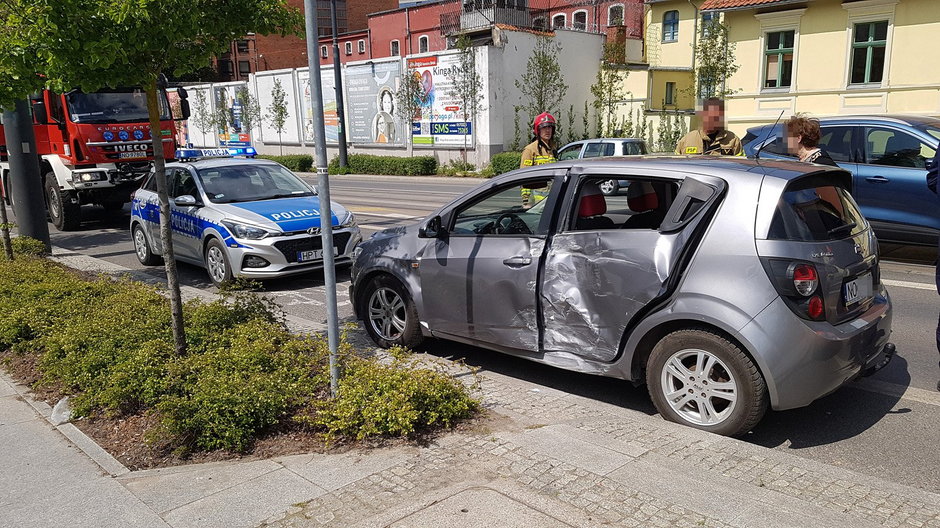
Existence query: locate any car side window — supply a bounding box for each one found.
[451,178,553,236]
[818,126,855,162]
[140,174,157,192]
[583,142,611,158]
[166,169,181,198]
[558,145,581,161]
[570,177,678,231]
[175,169,199,198]
[865,127,933,168]
[622,142,646,155]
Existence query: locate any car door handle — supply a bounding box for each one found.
[503,256,532,267]
[865,176,889,183]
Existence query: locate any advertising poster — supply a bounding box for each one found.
[299,68,338,144]
[213,85,252,147]
[345,60,403,145]
[406,54,473,146]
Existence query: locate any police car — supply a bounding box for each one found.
[130,148,361,286]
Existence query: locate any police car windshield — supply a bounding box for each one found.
[196,164,315,204]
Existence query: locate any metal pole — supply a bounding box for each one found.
[330,0,349,167]
[304,0,341,397]
[2,99,51,252]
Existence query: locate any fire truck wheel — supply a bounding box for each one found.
[44,176,80,231]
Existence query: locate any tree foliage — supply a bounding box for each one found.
[395,65,424,157]
[234,85,262,138]
[268,78,290,156]
[447,35,485,154]
[590,43,628,138]
[693,17,740,99]
[514,36,567,129]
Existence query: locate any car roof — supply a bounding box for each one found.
[169,157,284,170]
[562,137,646,146]
[746,114,940,133]
[498,155,848,187]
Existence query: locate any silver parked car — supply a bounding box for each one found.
[350,157,895,436]
[131,152,361,286]
[558,138,650,194]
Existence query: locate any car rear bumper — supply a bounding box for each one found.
[738,285,892,410]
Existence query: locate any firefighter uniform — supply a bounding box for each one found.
[674,128,744,156]
[520,140,557,167]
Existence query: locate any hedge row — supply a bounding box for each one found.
[328,154,437,176]
[0,245,478,453]
[490,152,522,176]
[256,154,314,172]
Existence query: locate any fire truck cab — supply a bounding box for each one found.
[0,86,189,231]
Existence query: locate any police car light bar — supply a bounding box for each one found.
[175,147,257,160]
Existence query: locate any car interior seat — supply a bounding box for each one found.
[621,181,665,229]
[883,133,923,167]
[575,183,615,230]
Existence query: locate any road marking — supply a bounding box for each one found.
[353,210,423,220]
[883,279,936,291]
[853,378,940,408]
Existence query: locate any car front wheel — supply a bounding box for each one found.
[361,275,423,349]
[204,238,233,286]
[646,328,768,437]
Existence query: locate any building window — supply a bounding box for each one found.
[764,30,794,89]
[236,40,250,53]
[390,40,400,56]
[573,10,587,31]
[701,12,717,37]
[358,39,365,54]
[419,35,429,53]
[663,10,679,42]
[320,45,328,58]
[345,42,352,55]
[608,4,624,26]
[850,20,888,84]
[552,14,566,29]
[219,60,233,76]
[238,60,251,76]
[533,16,546,31]
[664,82,676,106]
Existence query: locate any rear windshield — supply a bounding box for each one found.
[768,185,866,241]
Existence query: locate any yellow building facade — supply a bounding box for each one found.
[640,0,940,136]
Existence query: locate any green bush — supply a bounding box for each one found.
[0,257,478,453]
[489,152,522,176]
[11,236,48,256]
[256,154,314,172]
[328,154,437,176]
[436,159,480,177]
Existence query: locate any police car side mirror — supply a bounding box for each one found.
[174,195,199,207]
[418,215,445,238]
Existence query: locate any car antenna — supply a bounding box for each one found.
[755,110,786,162]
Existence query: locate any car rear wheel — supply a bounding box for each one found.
[204,238,232,286]
[599,179,618,195]
[133,224,161,266]
[647,328,768,437]
[361,275,423,349]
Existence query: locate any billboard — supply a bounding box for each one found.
[213,83,252,147]
[406,54,473,146]
[298,68,338,144]
[345,60,404,145]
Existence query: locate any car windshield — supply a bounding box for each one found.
[768,184,867,242]
[196,164,315,204]
[66,89,171,123]
[919,125,940,144]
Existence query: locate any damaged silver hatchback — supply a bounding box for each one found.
[350,157,895,436]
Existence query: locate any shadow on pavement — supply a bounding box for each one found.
[419,338,658,417]
[745,355,910,448]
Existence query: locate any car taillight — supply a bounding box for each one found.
[790,263,818,296]
[807,295,824,319]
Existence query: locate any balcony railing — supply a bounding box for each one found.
[441,2,536,34]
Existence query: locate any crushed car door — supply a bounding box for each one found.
[540,169,726,362]
[418,174,562,351]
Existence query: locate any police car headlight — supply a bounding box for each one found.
[339,212,357,229]
[221,220,276,240]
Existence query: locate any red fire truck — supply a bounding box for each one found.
[0,86,189,230]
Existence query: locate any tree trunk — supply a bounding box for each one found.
[146,79,187,355]
[0,196,12,260]
[278,131,283,156]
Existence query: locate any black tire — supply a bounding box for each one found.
[45,175,80,231]
[204,238,233,286]
[360,274,423,349]
[132,224,161,266]
[646,328,768,437]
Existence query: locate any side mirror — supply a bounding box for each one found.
[32,101,48,125]
[177,99,191,121]
[173,195,199,207]
[927,157,937,171]
[418,215,444,238]
[177,86,189,99]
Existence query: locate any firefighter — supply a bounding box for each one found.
[519,112,558,206]
[674,97,743,156]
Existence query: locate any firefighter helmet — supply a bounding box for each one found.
[532,112,556,136]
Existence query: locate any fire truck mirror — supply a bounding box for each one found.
[31,101,49,125]
[177,99,191,121]
[177,87,189,99]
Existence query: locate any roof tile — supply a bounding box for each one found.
[699,0,792,10]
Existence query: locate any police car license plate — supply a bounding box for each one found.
[844,272,873,306]
[118,152,147,159]
[297,248,339,262]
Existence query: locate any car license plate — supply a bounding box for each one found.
[844,272,873,306]
[297,248,339,262]
[118,152,147,159]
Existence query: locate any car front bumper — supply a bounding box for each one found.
[226,228,362,280]
[738,285,893,411]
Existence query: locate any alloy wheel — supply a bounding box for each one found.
[206,245,227,284]
[368,287,406,341]
[134,228,149,261]
[660,348,738,426]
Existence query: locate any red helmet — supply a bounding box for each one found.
[533,112,556,136]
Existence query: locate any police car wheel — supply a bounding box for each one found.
[204,239,233,286]
[361,275,423,349]
[133,225,161,266]
[599,179,618,195]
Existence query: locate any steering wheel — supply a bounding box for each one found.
[494,213,531,235]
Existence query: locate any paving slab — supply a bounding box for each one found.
[496,423,635,476]
[388,487,575,528]
[277,446,416,492]
[0,393,43,426]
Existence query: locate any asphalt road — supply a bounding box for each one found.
[6,173,940,494]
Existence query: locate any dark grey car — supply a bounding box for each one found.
[350,157,895,436]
